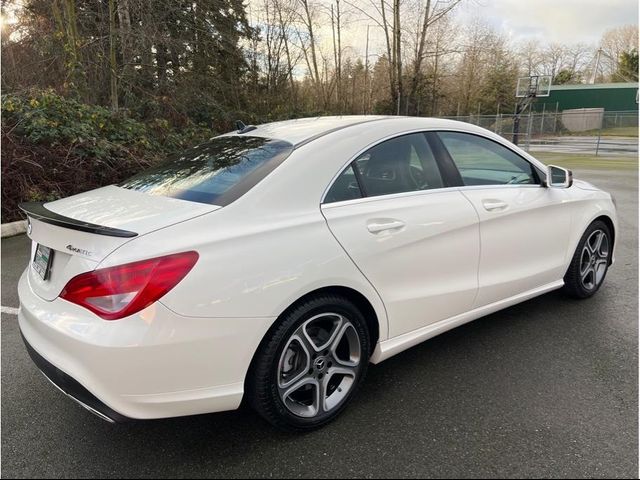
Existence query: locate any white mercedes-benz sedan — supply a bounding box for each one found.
[18,116,617,430]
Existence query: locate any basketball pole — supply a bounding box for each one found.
[512,96,534,146]
[513,103,522,145]
[513,75,550,146]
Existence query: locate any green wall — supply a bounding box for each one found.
[535,83,638,112]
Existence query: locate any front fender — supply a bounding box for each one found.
[564,191,618,271]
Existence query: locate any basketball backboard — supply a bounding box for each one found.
[516,75,552,98]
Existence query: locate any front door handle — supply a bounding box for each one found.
[482,199,509,212]
[367,219,406,234]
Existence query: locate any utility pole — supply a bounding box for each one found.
[589,48,602,85]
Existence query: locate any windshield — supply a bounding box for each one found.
[120,136,294,206]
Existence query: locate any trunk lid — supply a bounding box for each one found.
[23,185,219,301]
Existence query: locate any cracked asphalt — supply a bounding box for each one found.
[1,165,637,478]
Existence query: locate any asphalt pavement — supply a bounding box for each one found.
[1,166,637,478]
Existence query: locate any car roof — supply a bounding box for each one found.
[224,115,390,145]
[224,115,497,147]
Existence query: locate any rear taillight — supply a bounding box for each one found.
[60,251,199,320]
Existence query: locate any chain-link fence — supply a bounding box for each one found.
[441,110,638,156]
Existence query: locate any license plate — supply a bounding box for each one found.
[33,244,54,280]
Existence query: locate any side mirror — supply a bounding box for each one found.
[546,165,573,188]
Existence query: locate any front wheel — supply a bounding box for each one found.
[246,295,370,431]
[563,220,612,298]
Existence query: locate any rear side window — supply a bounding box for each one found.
[325,165,363,203]
[120,136,293,206]
[323,133,445,203]
[356,133,444,197]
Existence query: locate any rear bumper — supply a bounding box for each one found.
[18,270,275,420]
[21,332,130,423]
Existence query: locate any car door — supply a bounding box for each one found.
[435,131,572,308]
[321,132,480,338]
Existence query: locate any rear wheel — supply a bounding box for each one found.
[247,295,370,431]
[563,220,612,298]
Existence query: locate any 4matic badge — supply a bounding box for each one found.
[66,245,93,257]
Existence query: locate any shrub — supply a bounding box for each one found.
[1,90,214,222]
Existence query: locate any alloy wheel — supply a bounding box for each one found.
[579,229,609,291]
[277,313,361,418]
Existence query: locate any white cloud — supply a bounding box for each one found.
[248,0,638,62]
[457,0,639,44]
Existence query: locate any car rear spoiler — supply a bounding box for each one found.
[18,202,138,238]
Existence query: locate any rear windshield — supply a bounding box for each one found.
[120,136,293,206]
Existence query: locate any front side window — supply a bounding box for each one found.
[120,136,293,206]
[438,132,538,186]
[343,133,444,199]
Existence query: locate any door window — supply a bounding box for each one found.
[438,132,539,186]
[353,133,444,198]
[324,165,363,203]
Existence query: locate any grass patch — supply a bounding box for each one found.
[600,126,639,137]
[565,126,639,137]
[532,152,638,170]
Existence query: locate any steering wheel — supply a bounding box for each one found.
[507,173,532,185]
[409,165,428,189]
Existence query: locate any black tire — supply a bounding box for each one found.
[246,294,370,432]
[563,220,612,299]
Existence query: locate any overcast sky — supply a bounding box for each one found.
[266,0,639,60]
[456,0,639,44]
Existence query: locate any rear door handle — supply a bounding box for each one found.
[482,199,509,212]
[367,219,406,234]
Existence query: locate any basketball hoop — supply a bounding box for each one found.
[516,75,552,98]
[512,75,552,147]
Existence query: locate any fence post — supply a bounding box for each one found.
[553,102,559,134]
[526,111,533,151]
[595,125,602,156]
[541,103,546,134]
